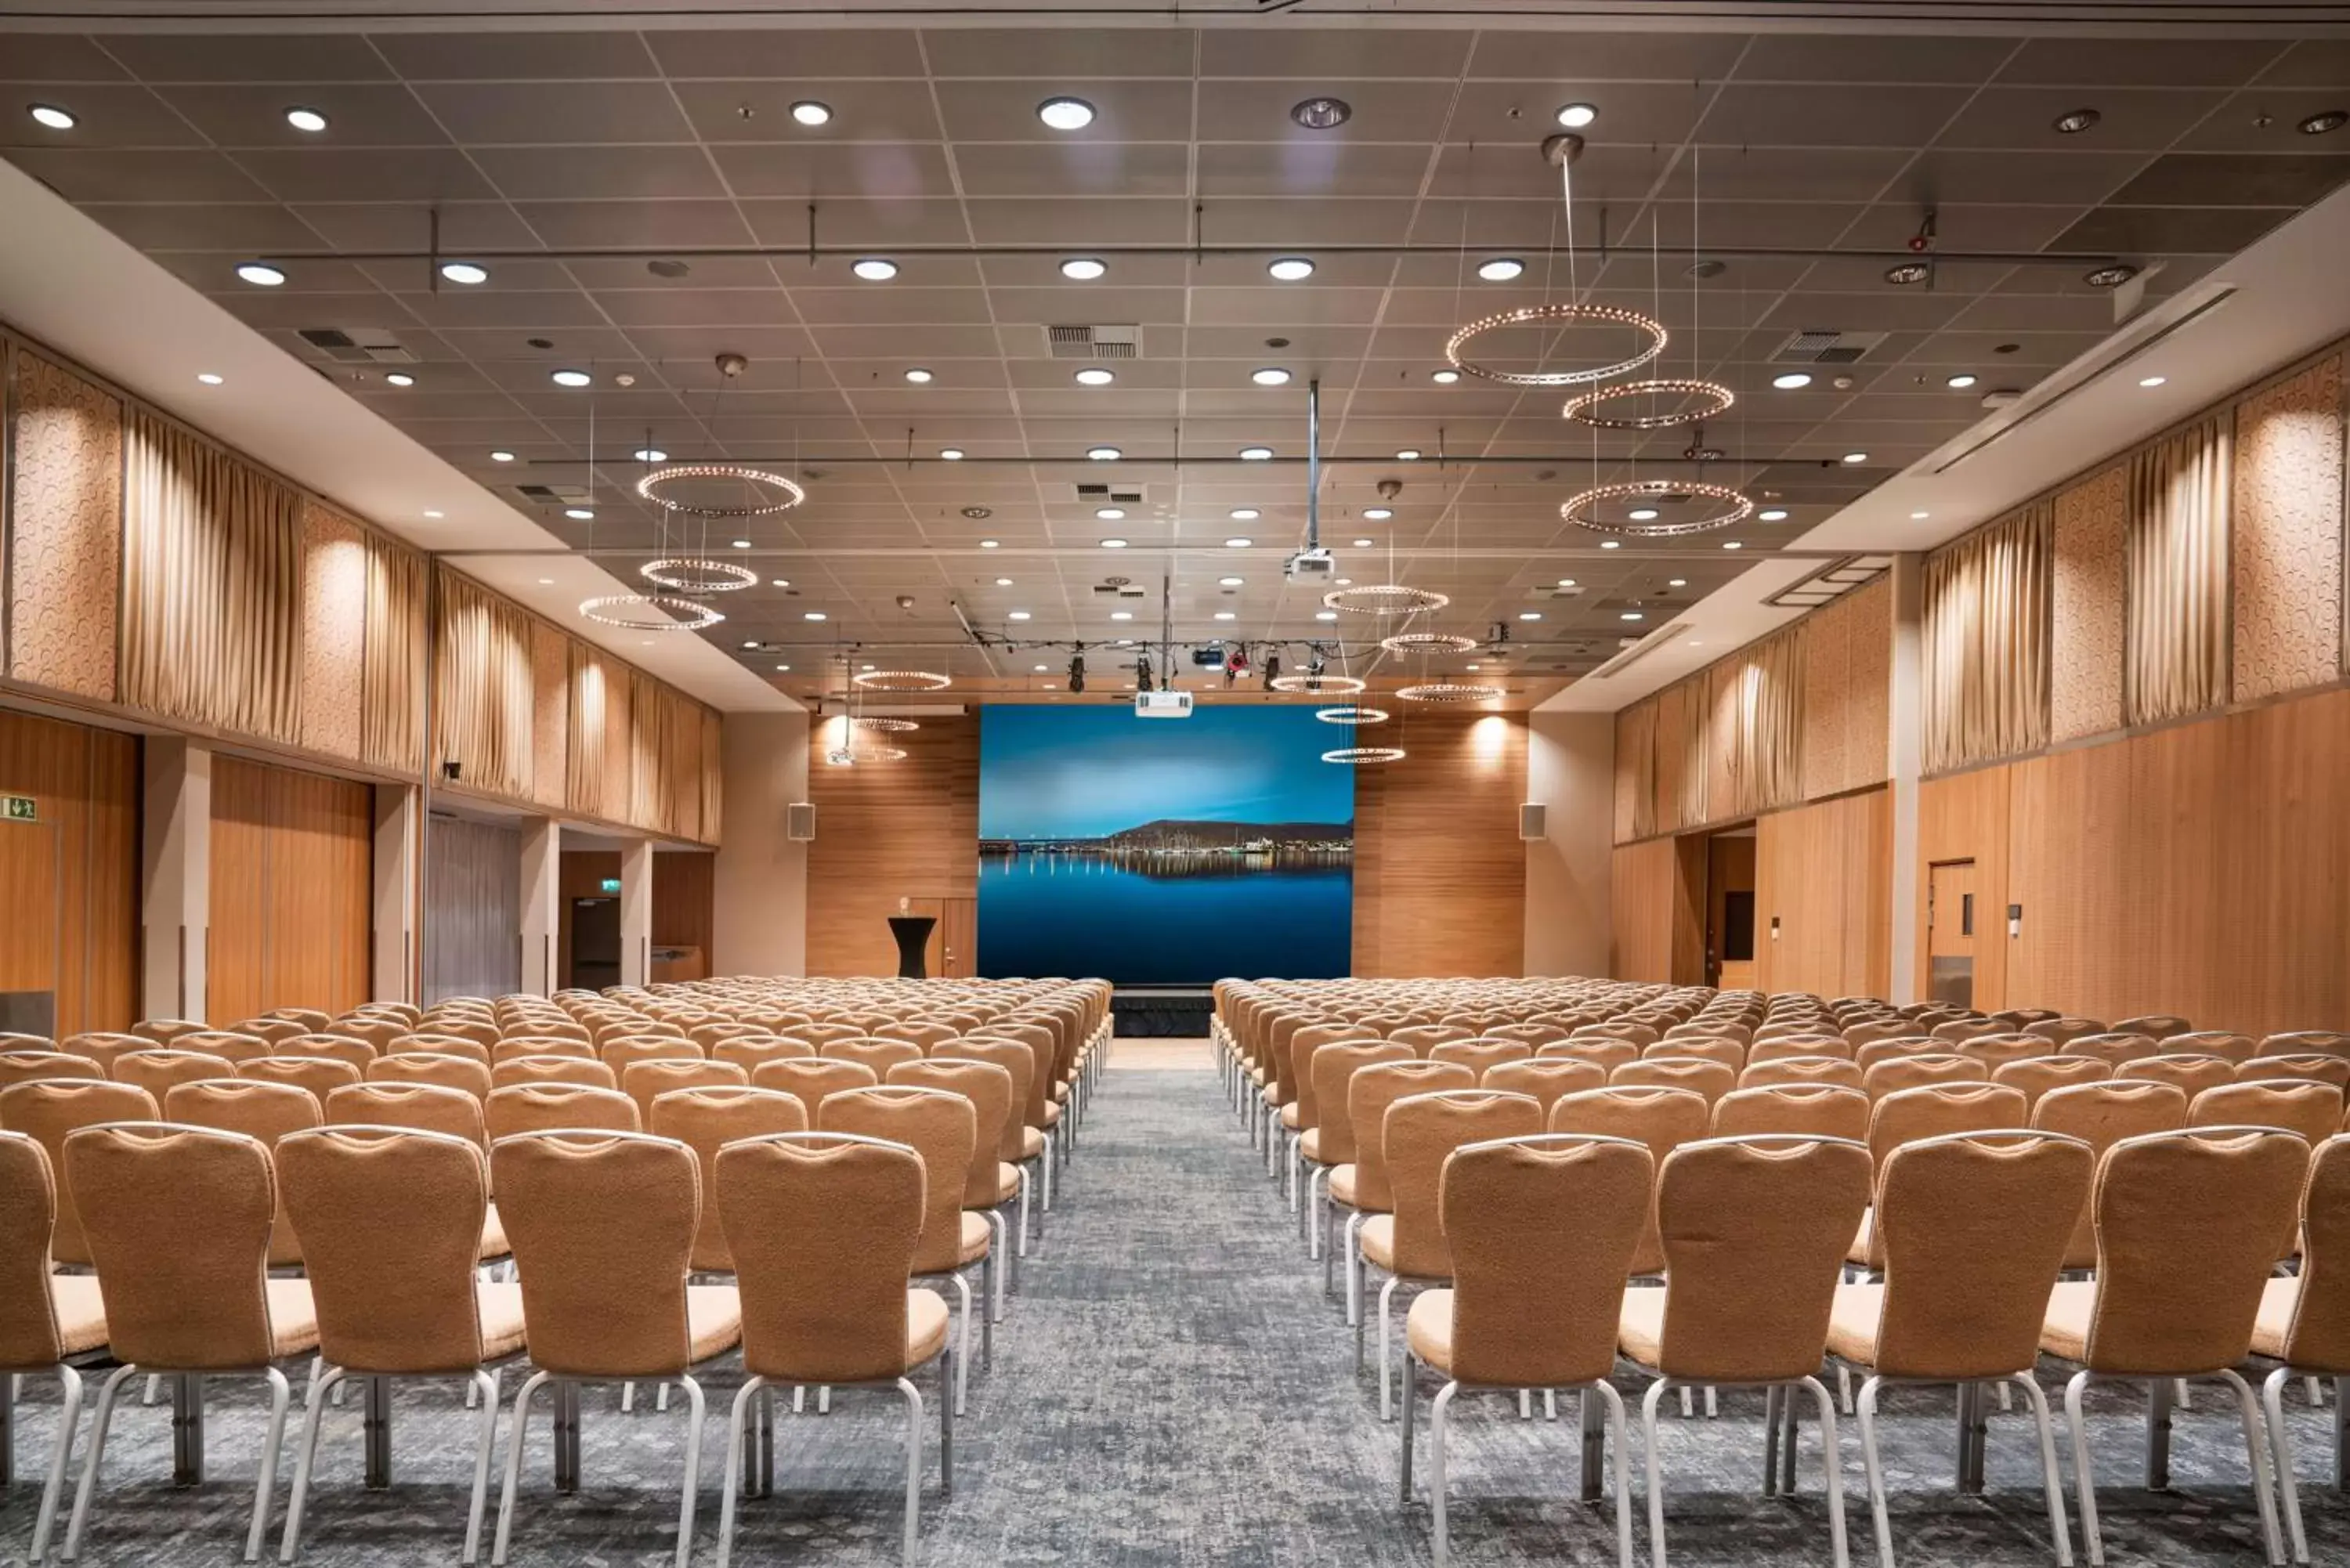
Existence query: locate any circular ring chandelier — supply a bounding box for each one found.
[577,594,724,632]
[1379,630,1479,655]
[1268,673,1368,696]
[1315,706,1391,724]
[1398,682,1505,704]
[1561,378,1735,431]
[1444,302,1666,388]
[852,716,920,733]
[1323,746,1407,764]
[856,745,909,763]
[639,558,758,594]
[1323,584,1450,616]
[634,464,807,518]
[851,670,953,692]
[1561,479,1755,538]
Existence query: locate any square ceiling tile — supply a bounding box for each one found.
[237,146,502,203]
[96,33,395,82]
[371,30,660,81]
[472,145,729,202]
[671,79,945,143]
[411,81,696,144]
[930,79,1196,143]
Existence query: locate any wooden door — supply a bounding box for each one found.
[1927,861,1979,1009]
[937,898,977,978]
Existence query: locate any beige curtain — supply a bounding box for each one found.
[566,645,613,820]
[362,536,428,774]
[699,709,724,845]
[1622,699,1658,841]
[2127,414,2233,725]
[121,410,303,743]
[1922,502,2052,773]
[432,566,536,800]
[1719,627,1803,817]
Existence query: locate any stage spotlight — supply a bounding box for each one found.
[1136,657,1155,693]
[1263,651,1282,690]
[1068,652,1086,693]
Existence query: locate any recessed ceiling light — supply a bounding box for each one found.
[771,578,790,587]
[1087,446,1121,461]
[1911,510,1932,521]
[490,450,515,463]
[741,640,760,650]
[1771,372,1812,390]
[1723,540,1744,550]
[1060,256,1107,280]
[1395,448,1422,461]
[237,262,287,287]
[27,104,75,131]
[995,576,1014,587]
[2082,263,2138,289]
[1628,507,1659,522]
[1477,257,1526,283]
[384,372,415,387]
[1314,610,1339,621]
[2299,109,2348,135]
[1598,540,1620,550]
[1034,663,1050,673]
[1251,367,1291,386]
[861,664,876,673]
[633,446,667,464]
[1519,611,1543,621]
[196,373,224,385]
[2052,107,2101,135]
[1037,96,1096,131]
[1842,451,1869,464]
[1239,446,1274,461]
[775,663,791,672]
[731,538,751,549]
[551,369,591,388]
[1352,538,1373,548]
[940,448,965,461]
[1075,367,1115,386]
[1431,368,1460,385]
[1466,663,1481,672]
[1363,508,1393,521]
[979,538,998,548]
[851,258,899,281]
[1100,537,1128,549]
[790,100,832,126]
[1224,537,1253,548]
[1883,262,1932,286]
[1290,96,1351,130]
[904,367,935,384]
[1267,257,1315,282]
[422,508,443,518]
[439,261,489,286]
[1946,374,1978,389]
[1667,578,1687,587]
[2138,374,2167,388]
[1110,610,1134,621]
[1556,103,1598,129]
[1228,508,1260,522]
[1759,508,1789,522]
[1213,610,1238,621]
[1620,611,1645,622]
[537,577,554,585]
[564,507,594,520]
[804,611,827,621]
[1009,610,1032,620]
[1096,507,1126,520]
[1556,577,1577,587]
[1219,576,1244,587]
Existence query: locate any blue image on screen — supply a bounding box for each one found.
[977,705,1354,985]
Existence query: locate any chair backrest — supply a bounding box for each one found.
[280,1034,376,1071]
[490,1130,701,1377]
[1993,1055,2112,1110]
[2113,1013,2192,1041]
[132,1018,209,1046]
[237,1054,363,1100]
[1749,1036,1857,1066]
[2262,1031,2350,1060]
[888,1059,1015,1207]
[1477,1058,1605,1118]
[395,1034,493,1066]
[1640,1036,1743,1071]
[494,1036,595,1064]
[1379,1089,1543,1278]
[1865,1082,2030,1176]
[1739,1055,1864,1091]
[1438,1133,1653,1389]
[818,1086,978,1274]
[1548,1086,1712,1276]
[1427,1039,1533,1076]
[59,1033,151,1073]
[278,1126,491,1373]
[2030,1080,2191,1267]
[2280,1135,2350,1371]
[1954,1034,2049,1071]
[65,1122,280,1368]
[0,1131,65,1368]
[2239,1054,2350,1092]
[164,1078,323,1264]
[1536,1039,1640,1075]
[600,1036,703,1075]
[929,1040,1034,1161]
[324,1081,488,1146]
[0,1078,157,1263]
[823,1039,925,1078]
[1711,1083,1871,1142]
[1843,1018,1916,1049]
[1650,1133,1871,1380]
[648,1086,811,1271]
[1862,1053,1987,1099]
[717,1132,926,1384]
[367,1052,491,1099]
[2081,1127,2308,1374]
[2167,1031,2258,1063]
[175,1031,273,1064]
[1929,1017,2000,1045]
[2118,1054,2237,1102]
[712,1036,816,1075]
[484,1082,641,1140]
[1301,1042,1414,1165]
[2026,1017,2106,1048]
[620,1058,748,1126]
[1390,1024,1473,1056]
[331,1016,407,1053]
[1610,1056,1737,1104]
[491,1054,616,1092]
[750,1057,881,1124]
[2062,1032,2160,1068]
[1345,1060,1476,1211]
[2191,1080,2343,1147]
[1870,1131,2094,1380]
[1575,1021,1660,1047]
[0,1051,104,1088]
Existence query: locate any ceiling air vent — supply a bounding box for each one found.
[1047,324,1140,359]
[1582,623,1692,679]
[1074,484,1147,504]
[515,482,593,506]
[298,327,418,365]
[1768,330,1887,366]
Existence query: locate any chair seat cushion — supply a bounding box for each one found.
[1041,1103,1062,1130]
[1360,1214,1396,1271]
[686,1284,745,1364]
[475,1282,530,1362]
[909,1288,951,1366]
[2038,1280,2097,1364]
[266,1280,321,1360]
[1021,1127,1046,1161]
[1617,1287,1667,1369]
[1280,1103,1303,1131]
[957,1211,990,1265]
[992,1162,1022,1205]
[1845,1209,1876,1269]
[1407,1288,1455,1375]
[479,1201,509,1263]
[1825,1281,1885,1367]
[1299,1129,1325,1165]
[49,1274,107,1357]
[2253,1276,2301,1364]
[1329,1164,1358,1208]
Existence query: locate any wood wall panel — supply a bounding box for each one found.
[1915,766,2012,1010]
[1352,715,1526,977]
[2232,356,2345,701]
[1611,838,1680,985]
[296,502,367,761]
[423,815,520,1004]
[8,352,121,702]
[2052,465,2128,743]
[1754,787,1892,1000]
[0,710,137,1035]
[804,714,980,977]
[208,756,371,1022]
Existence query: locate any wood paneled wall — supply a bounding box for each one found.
[557,848,718,971]
[0,710,137,1035]
[1915,765,2012,1010]
[423,815,520,1004]
[804,714,981,977]
[208,755,371,1022]
[1352,714,1528,977]
[1754,786,1893,1000]
[1609,835,1703,985]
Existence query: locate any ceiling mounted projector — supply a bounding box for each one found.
[1135,690,1194,718]
[1285,547,1336,583]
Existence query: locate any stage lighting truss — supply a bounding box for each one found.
[1398,682,1505,704]
[1379,630,1480,655]
[1561,478,1755,538]
[1268,674,1368,696]
[1322,746,1407,764]
[634,464,808,518]
[1322,584,1450,616]
[577,594,724,632]
[1315,706,1391,724]
[1560,378,1734,431]
[1443,302,1666,388]
[638,558,758,594]
[851,716,921,732]
[851,670,953,692]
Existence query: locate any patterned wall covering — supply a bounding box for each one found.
[2231,356,2345,702]
[2051,465,2128,744]
[7,352,120,702]
[530,620,569,811]
[297,502,367,761]
[1798,578,1892,800]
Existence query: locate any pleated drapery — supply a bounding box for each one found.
[1616,699,1657,844]
[1922,502,2052,774]
[1717,626,1804,818]
[432,565,537,801]
[566,643,614,821]
[121,410,303,743]
[2126,414,2234,726]
[360,536,429,775]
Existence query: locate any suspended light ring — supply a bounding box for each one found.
[638,558,758,594]
[1562,479,1755,538]
[1268,674,1368,696]
[1444,302,1666,388]
[1315,706,1391,725]
[857,746,909,763]
[1398,682,1505,704]
[577,595,724,632]
[1322,583,1450,616]
[1560,378,1735,431]
[851,670,953,692]
[1323,746,1407,764]
[1379,630,1480,655]
[634,464,807,518]
[852,716,921,733]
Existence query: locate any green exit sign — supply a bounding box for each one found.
[2,795,34,823]
[600,877,622,893]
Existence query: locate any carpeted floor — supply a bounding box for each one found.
[5,1057,2341,1566]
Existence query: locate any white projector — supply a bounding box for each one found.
[1285,547,1336,583]
[1134,691,1194,719]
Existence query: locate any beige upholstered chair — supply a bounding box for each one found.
[1300,1041,1415,1266]
[164,1078,323,1266]
[0,1053,103,1089]
[2060,1032,2160,1068]
[2263,1031,2350,1061]
[1854,1039,1940,1073]
[1401,1133,1651,1568]
[1550,1086,1712,1279]
[1611,1057,1737,1105]
[620,1059,749,1129]
[2113,1013,2192,1042]
[238,1056,362,1103]
[110,1048,233,1101]
[2251,1134,2350,1563]
[2030,1080,2191,1270]
[1336,1060,1475,1327]
[710,1133,953,1568]
[2026,1017,2106,1049]
[1993,1055,2112,1111]
[1428,1039,1534,1077]
[61,1123,319,1561]
[648,1086,809,1272]
[175,1031,274,1064]
[1849,1084,2030,1270]
[1860,1053,1987,1099]
[56,1035,149,1075]
[1828,1130,2092,1568]
[1954,1033,2049,1072]
[1480,1058,1606,1119]
[490,1054,616,1092]
[2120,1053,2237,1104]
[327,1016,405,1054]
[129,1019,209,1047]
[0,1078,157,1264]
[750,1057,880,1124]
[1929,1017,2001,1046]
[711,1036,815,1075]
[489,1130,742,1568]
[931,1039,1046,1246]
[1539,1039,1640,1075]
[2037,1127,2306,1566]
[1639,1036,1743,1071]
[2239,1054,2350,1093]
[277,1035,375,1074]
[276,1127,527,1563]
[268,1008,333,1033]
[1712,1083,1871,1142]
[2193,1081,2342,1148]
[1741,1055,1864,1091]
[601,1036,703,1076]
[1358,1089,1543,1419]
[492,1036,594,1064]
[0,1131,107,1563]
[1618,1134,1871,1568]
[395,1035,494,1067]
[483,1083,640,1141]
[2167,1031,2259,1064]
[1391,1024,1474,1057]
[367,1052,492,1099]
[888,1057,1021,1291]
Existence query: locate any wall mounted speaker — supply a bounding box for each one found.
[786,802,817,842]
[1519,802,1546,840]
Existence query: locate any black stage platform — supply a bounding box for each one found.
[1113,987,1213,1036]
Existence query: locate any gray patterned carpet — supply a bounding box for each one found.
[5,1059,2342,1566]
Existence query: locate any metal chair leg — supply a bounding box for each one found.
[1640,1378,1671,1568]
[715,1375,764,1568]
[491,1370,552,1567]
[1854,1377,1893,1568]
[2266,1366,2310,1566]
[1799,1375,1852,1568]
[28,1364,84,1566]
[244,1367,292,1563]
[279,1367,345,1562]
[895,1377,922,1568]
[2220,1368,2287,1568]
[62,1363,139,1562]
[2064,1371,2103,1568]
[2011,1373,2073,1568]
[1431,1382,1459,1568]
